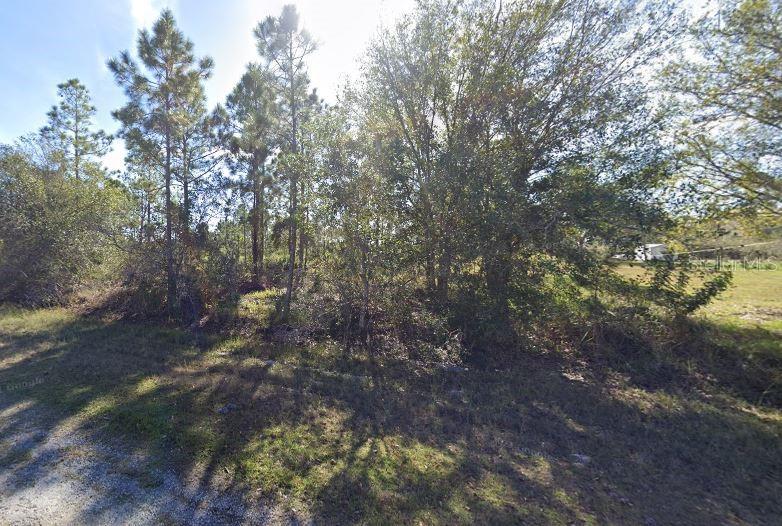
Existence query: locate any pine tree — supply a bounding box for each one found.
[220,64,278,286]
[177,90,221,239]
[109,9,213,317]
[254,4,317,319]
[40,78,111,180]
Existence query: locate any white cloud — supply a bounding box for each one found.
[103,139,127,173]
[129,0,176,31]
[129,0,155,29]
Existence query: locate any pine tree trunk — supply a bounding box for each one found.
[298,235,304,275]
[165,124,176,317]
[182,137,190,238]
[242,218,247,273]
[285,172,297,318]
[73,113,81,180]
[251,163,260,286]
[283,39,298,321]
[259,170,265,274]
[139,197,145,243]
[146,200,151,243]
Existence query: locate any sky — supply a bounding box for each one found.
[0,0,416,170]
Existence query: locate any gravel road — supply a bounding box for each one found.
[0,402,301,526]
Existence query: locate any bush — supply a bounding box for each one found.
[0,143,130,306]
[645,259,732,318]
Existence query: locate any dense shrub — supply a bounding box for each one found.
[0,142,130,306]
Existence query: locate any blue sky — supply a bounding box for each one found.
[0,0,414,169]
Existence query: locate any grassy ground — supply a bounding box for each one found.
[1,270,781,524]
[615,262,782,328]
[616,263,782,393]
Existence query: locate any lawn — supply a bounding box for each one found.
[700,267,782,328]
[1,270,781,524]
[615,262,782,330]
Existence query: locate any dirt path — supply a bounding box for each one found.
[0,403,298,526]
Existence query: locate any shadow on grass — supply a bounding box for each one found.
[1,307,781,524]
[587,318,782,409]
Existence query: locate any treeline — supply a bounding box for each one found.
[1,0,778,357]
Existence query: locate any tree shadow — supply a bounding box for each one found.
[586,318,782,408]
[1,310,781,524]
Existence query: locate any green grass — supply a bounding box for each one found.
[1,278,782,524]
[614,263,781,345]
[236,288,284,329]
[700,268,782,329]
[614,263,782,322]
